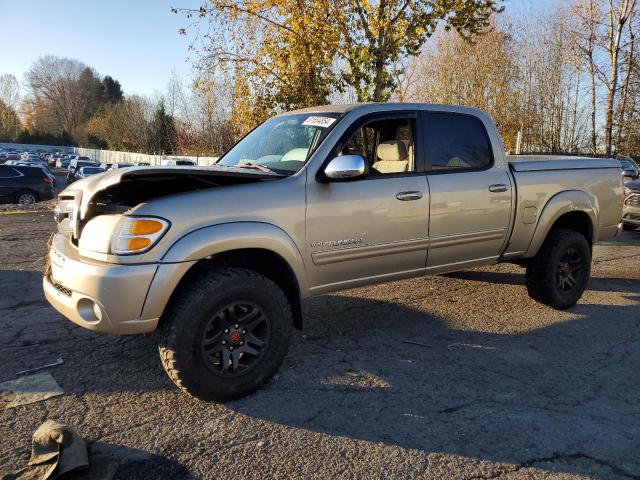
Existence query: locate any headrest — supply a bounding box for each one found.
[377,140,408,162]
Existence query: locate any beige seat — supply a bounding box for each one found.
[372,140,409,174]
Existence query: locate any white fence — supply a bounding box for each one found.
[1,142,218,167]
[72,147,219,167]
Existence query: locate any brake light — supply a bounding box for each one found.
[43,177,54,184]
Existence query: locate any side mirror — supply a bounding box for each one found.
[323,155,368,181]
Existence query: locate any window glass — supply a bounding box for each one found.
[337,118,415,175]
[424,113,492,171]
[218,113,339,174]
[0,165,20,178]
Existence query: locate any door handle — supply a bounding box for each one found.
[488,184,508,193]
[396,191,423,201]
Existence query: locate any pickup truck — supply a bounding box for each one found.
[43,104,624,401]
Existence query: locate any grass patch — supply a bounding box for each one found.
[0,210,36,215]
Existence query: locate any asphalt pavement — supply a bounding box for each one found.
[1,212,639,479]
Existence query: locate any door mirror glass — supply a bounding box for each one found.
[324,155,368,180]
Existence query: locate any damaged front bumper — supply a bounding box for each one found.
[43,233,160,334]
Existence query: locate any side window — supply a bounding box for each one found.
[423,113,492,171]
[336,117,416,175]
[0,166,20,178]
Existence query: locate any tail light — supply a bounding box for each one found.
[43,177,54,185]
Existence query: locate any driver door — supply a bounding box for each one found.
[305,112,429,294]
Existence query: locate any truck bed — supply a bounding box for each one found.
[503,155,622,259]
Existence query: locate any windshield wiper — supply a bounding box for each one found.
[237,162,288,175]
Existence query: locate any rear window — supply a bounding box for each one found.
[14,166,45,177]
[422,112,493,171]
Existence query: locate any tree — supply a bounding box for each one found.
[102,76,123,103]
[0,74,20,111]
[339,0,503,101]
[0,100,21,142]
[601,0,638,156]
[150,102,178,154]
[175,0,503,118]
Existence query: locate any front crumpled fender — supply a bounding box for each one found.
[524,190,597,258]
[140,222,308,321]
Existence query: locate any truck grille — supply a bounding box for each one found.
[625,193,640,206]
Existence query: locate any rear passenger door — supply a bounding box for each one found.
[422,112,512,271]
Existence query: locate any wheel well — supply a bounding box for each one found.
[182,249,303,329]
[550,211,593,245]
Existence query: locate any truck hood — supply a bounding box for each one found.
[60,165,285,223]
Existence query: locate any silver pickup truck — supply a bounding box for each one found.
[43,104,623,401]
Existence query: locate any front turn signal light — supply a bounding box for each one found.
[131,219,164,235]
[111,216,170,255]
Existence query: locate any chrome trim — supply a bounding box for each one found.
[311,238,429,265]
[429,229,506,249]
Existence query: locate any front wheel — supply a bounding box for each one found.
[525,228,591,310]
[158,267,292,401]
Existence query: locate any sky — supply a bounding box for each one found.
[0,0,200,96]
[0,0,568,98]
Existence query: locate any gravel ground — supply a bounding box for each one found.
[0,213,639,479]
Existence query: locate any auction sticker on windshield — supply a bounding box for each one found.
[302,116,336,128]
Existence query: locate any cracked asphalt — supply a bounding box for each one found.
[1,212,639,479]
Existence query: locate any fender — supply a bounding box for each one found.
[140,222,308,321]
[524,190,597,258]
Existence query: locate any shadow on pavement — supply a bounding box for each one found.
[3,268,640,478]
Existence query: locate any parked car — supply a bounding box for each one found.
[44,104,624,402]
[67,160,98,183]
[161,159,196,166]
[56,158,71,168]
[14,162,57,187]
[99,162,113,170]
[0,164,55,204]
[108,162,135,170]
[622,179,640,231]
[75,166,105,179]
[617,155,640,182]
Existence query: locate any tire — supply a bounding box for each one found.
[158,267,293,401]
[15,190,38,204]
[525,228,591,310]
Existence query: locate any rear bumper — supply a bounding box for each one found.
[43,233,159,334]
[40,190,55,201]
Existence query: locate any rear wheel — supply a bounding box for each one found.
[158,267,292,401]
[525,228,591,310]
[15,190,38,204]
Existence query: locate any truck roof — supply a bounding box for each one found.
[284,102,486,117]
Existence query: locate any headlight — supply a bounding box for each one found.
[111,217,170,255]
[78,215,170,255]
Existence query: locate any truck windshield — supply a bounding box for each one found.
[217,113,340,174]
